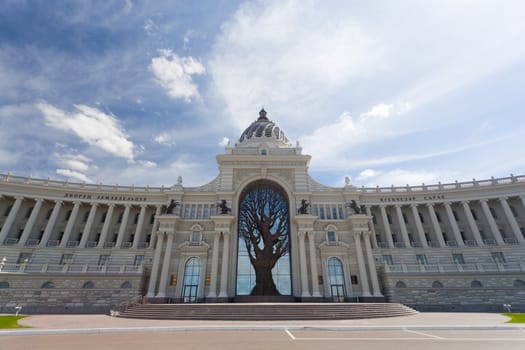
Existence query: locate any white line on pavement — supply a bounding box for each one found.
[403,329,444,339]
[285,329,296,340]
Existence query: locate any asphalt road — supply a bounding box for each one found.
[2,329,525,350]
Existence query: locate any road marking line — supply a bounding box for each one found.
[404,329,444,339]
[285,329,296,340]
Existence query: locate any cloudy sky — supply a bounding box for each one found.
[1,0,524,188]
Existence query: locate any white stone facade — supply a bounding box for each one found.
[1,110,524,312]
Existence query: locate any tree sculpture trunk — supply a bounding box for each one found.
[238,180,290,296]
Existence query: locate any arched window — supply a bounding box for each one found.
[513,279,525,287]
[471,280,483,288]
[327,257,346,299]
[432,281,443,288]
[82,281,94,289]
[395,281,406,288]
[182,257,201,303]
[41,281,54,289]
[0,281,9,288]
[190,224,203,244]
[325,224,338,243]
[120,281,132,289]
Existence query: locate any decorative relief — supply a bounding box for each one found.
[233,169,259,188]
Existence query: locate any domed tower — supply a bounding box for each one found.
[237,109,291,149]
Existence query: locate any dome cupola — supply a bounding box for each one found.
[238,109,289,147]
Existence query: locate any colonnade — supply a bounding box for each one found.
[0,196,161,249]
[296,229,381,298]
[146,227,232,299]
[367,197,525,249]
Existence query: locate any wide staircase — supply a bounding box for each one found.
[118,302,417,320]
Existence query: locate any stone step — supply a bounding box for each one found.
[118,302,417,320]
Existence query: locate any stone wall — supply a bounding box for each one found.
[381,272,525,312]
[0,273,143,314]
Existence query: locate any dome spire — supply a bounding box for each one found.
[258,108,268,121]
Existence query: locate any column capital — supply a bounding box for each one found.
[362,231,372,238]
[54,199,64,205]
[297,231,307,238]
[34,197,44,203]
[14,195,25,201]
[461,200,470,205]
[90,202,99,208]
[306,231,315,238]
[442,201,452,206]
[353,231,363,239]
[155,231,165,238]
[107,203,116,208]
[479,198,489,204]
[379,204,387,209]
[498,197,509,202]
[124,203,132,208]
[393,204,402,209]
[140,204,148,209]
[425,202,434,208]
[410,203,418,208]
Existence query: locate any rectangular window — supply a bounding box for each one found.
[203,205,209,219]
[326,206,332,219]
[332,207,338,220]
[319,207,325,220]
[327,231,336,242]
[338,205,344,219]
[133,255,144,266]
[382,255,393,265]
[98,254,110,266]
[416,254,428,265]
[452,253,465,264]
[59,254,73,265]
[350,275,358,285]
[491,252,506,263]
[17,252,32,264]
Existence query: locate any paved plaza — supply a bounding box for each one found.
[1,313,525,350]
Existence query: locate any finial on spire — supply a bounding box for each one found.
[258,108,268,121]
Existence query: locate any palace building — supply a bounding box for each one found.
[1,109,524,313]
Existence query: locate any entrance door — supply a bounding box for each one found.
[327,257,347,302]
[330,284,346,302]
[182,285,198,303]
[182,257,201,303]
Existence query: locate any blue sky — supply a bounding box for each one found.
[1,0,524,188]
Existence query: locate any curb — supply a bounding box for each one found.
[1,324,525,336]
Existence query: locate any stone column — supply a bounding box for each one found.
[97,204,115,248]
[157,232,175,298]
[60,201,81,247]
[298,231,310,297]
[207,232,221,298]
[115,204,131,248]
[39,200,63,247]
[18,198,44,246]
[443,202,464,246]
[363,232,382,296]
[427,203,446,247]
[307,231,321,297]
[461,201,484,246]
[353,232,371,296]
[365,206,378,248]
[394,205,411,247]
[218,232,230,298]
[379,205,394,248]
[132,205,147,248]
[480,199,504,245]
[79,203,98,248]
[0,196,23,243]
[410,204,428,248]
[499,197,524,243]
[146,232,165,297]
[149,205,162,248]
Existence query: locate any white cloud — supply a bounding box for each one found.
[138,160,157,168]
[218,137,230,147]
[54,153,92,172]
[38,102,135,160]
[209,0,385,130]
[56,168,93,183]
[150,49,205,102]
[355,168,451,187]
[154,132,174,146]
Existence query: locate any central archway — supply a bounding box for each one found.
[236,180,292,296]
